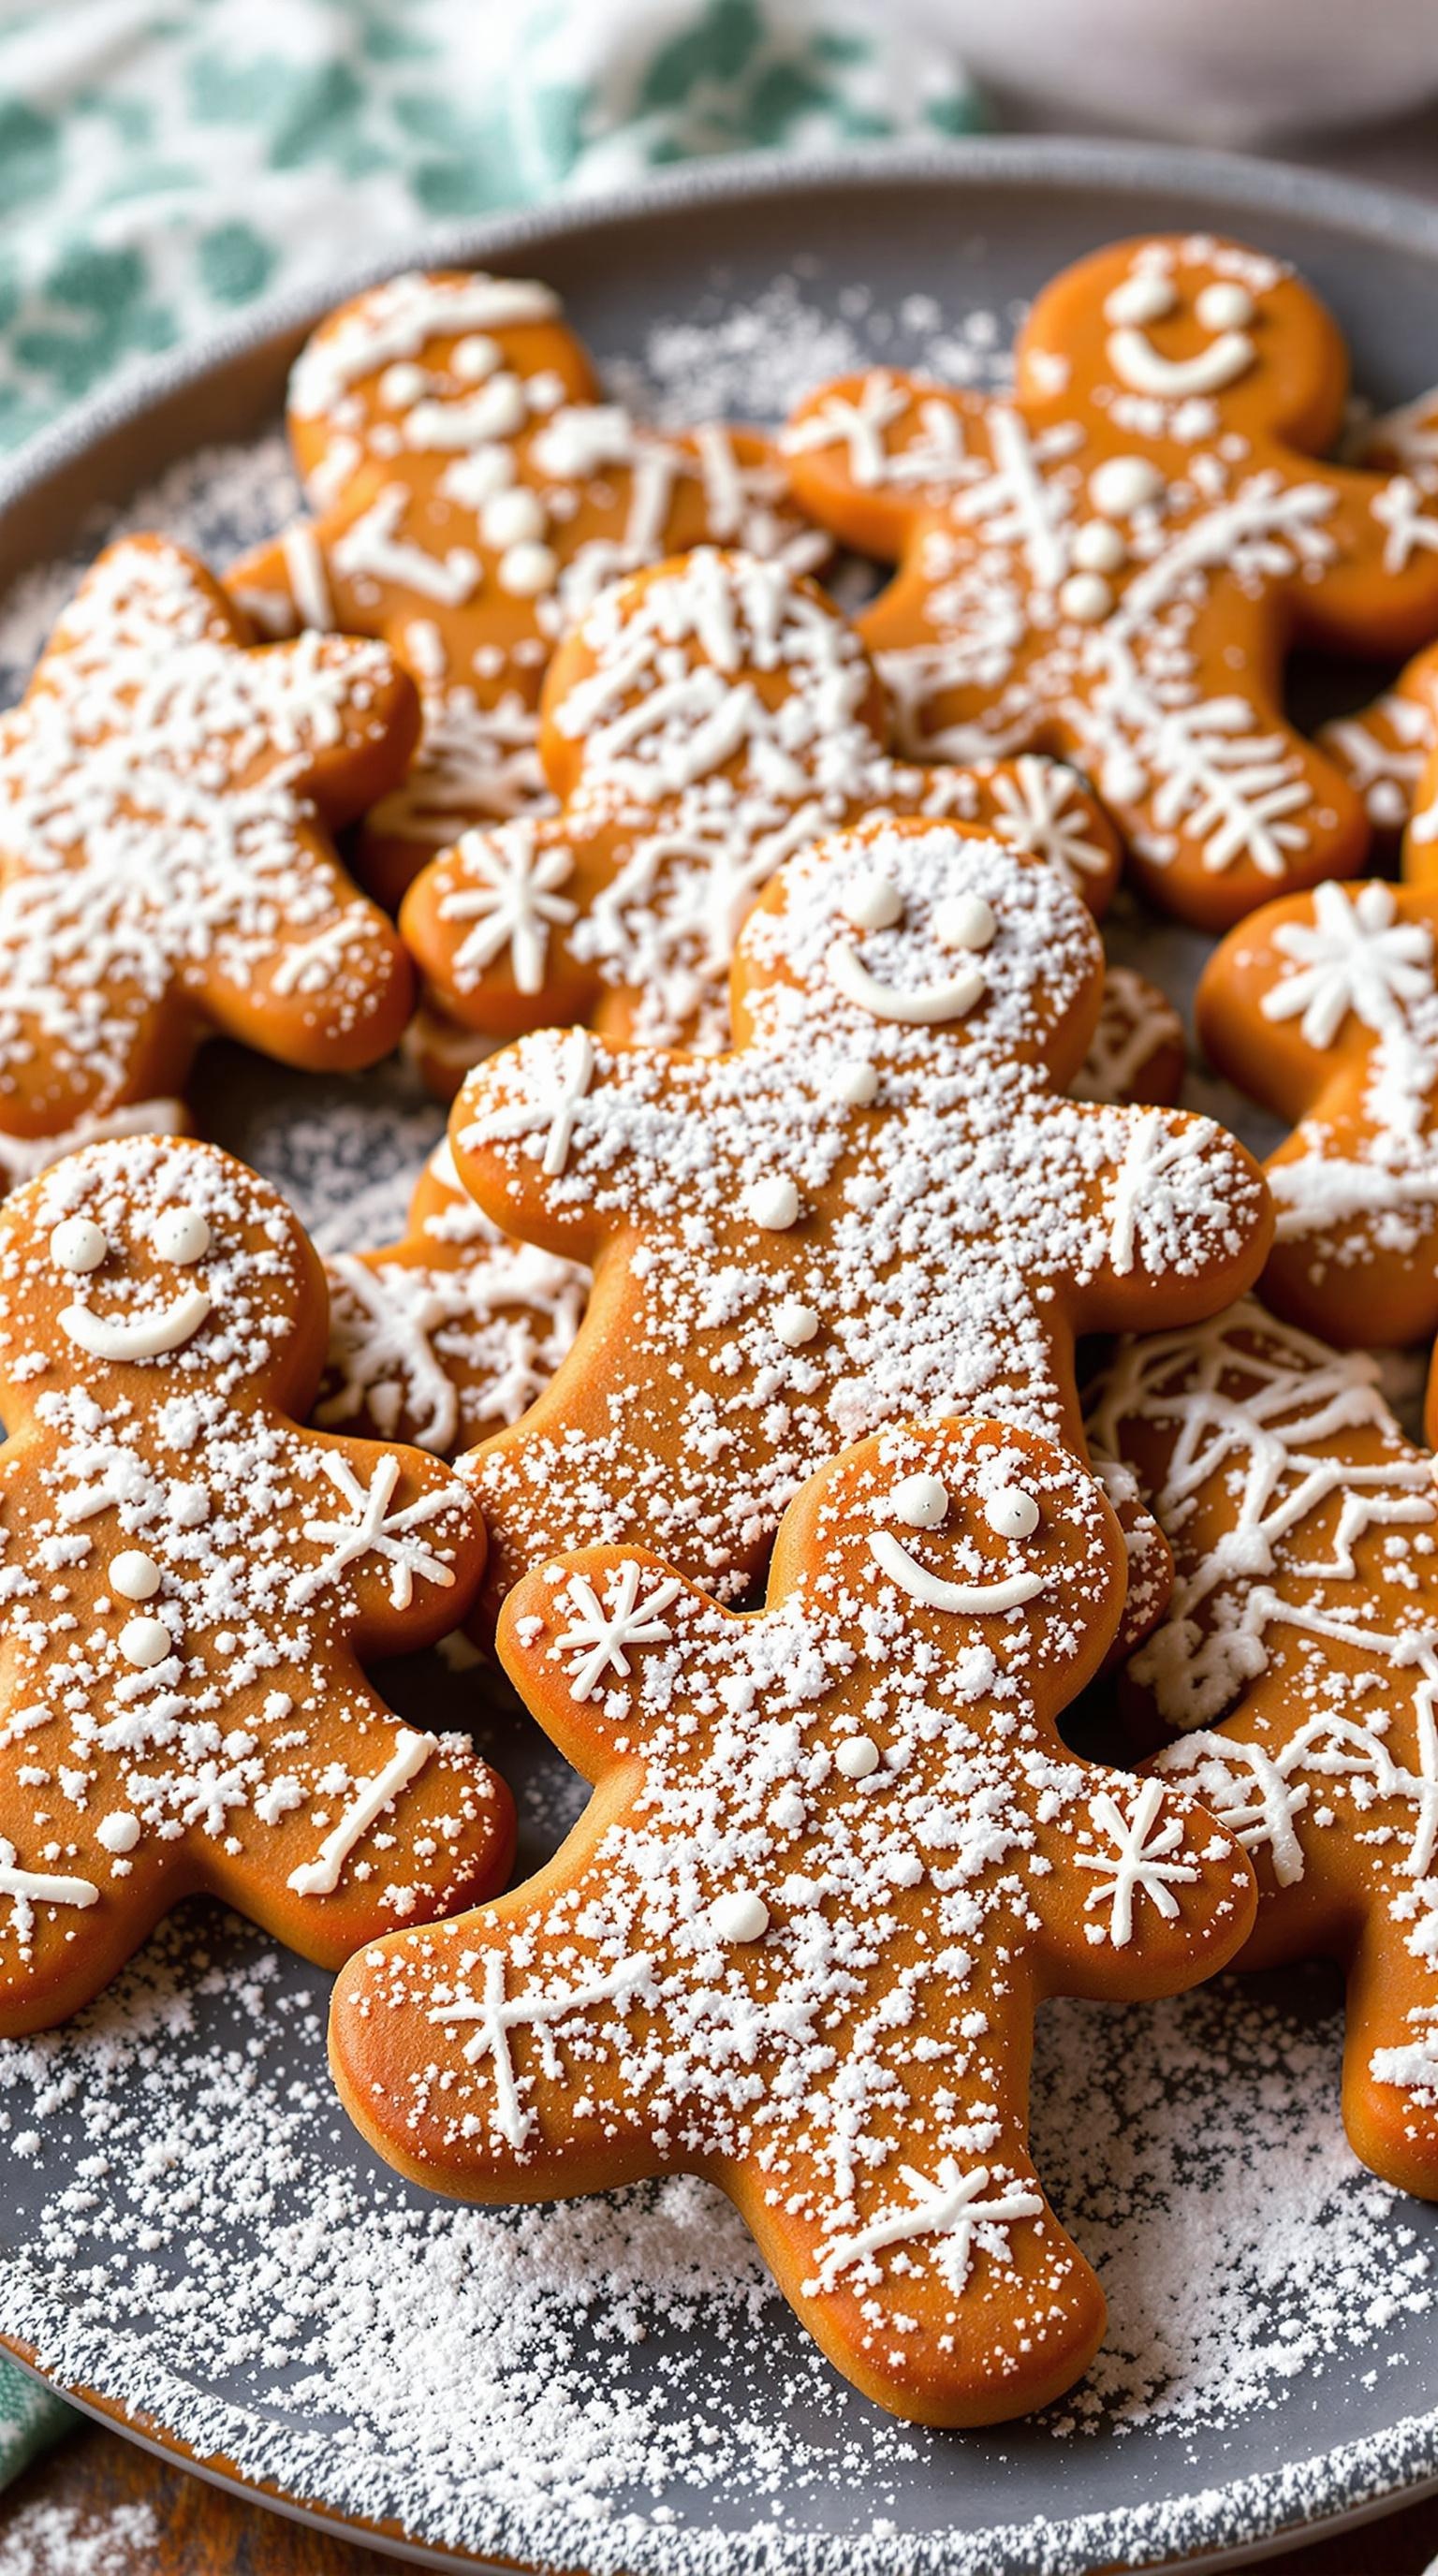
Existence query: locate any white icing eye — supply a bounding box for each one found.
[1089,454,1164,519]
[378,361,427,408]
[96,1810,140,1855]
[1196,281,1255,330]
[451,332,501,383]
[1071,520,1126,574]
[110,1549,162,1602]
[842,872,903,932]
[480,488,548,549]
[773,1299,819,1348]
[892,1472,948,1529]
[117,1615,171,1670]
[834,1058,879,1106]
[152,1206,210,1264]
[499,540,559,597]
[744,1177,800,1231]
[49,1217,108,1275]
[933,893,996,953]
[836,1736,881,1780]
[709,1890,770,1943]
[1059,572,1112,625]
[985,1485,1040,1539]
[1104,272,1177,327]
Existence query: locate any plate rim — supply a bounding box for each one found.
[5,128,1438,2576]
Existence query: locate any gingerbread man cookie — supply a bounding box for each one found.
[0,1134,514,2035]
[226,271,822,908]
[1089,1299,1438,2199]
[317,1135,588,1455]
[401,547,1123,1054]
[450,814,1270,1627]
[331,1415,1255,2424]
[0,535,418,1153]
[785,235,1438,931]
[1196,855,1438,1346]
[1317,641,1438,858]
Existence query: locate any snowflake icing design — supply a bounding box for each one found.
[819,2159,1046,2297]
[555,1563,685,1701]
[1075,1779,1201,1945]
[288,1452,460,1610]
[438,820,579,994]
[1260,879,1435,1051]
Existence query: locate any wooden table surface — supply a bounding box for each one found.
[3,2420,1438,2575]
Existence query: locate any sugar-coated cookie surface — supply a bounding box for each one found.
[0,534,417,1149]
[452,815,1271,1627]
[227,271,822,906]
[330,1416,1255,2426]
[0,1134,513,2035]
[318,1135,587,1456]
[785,234,1438,930]
[401,546,1122,1051]
[1089,1301,1438,2199]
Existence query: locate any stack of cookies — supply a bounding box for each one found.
[3,236,1438,2432]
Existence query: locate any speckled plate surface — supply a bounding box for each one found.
[3,139,1438,2576]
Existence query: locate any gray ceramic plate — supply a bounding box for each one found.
[4,139,1438,2576]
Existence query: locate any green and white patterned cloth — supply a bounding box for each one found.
[0,0,976,2484]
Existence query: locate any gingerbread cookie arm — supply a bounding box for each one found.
[399,814,596,1042]
[1319,644,1438,857]
[1343,1909,1438,2201]
[1056,1099,1273,1339]
[782,373,976,562]
[285,1433,486,1656]
[1293,461,1438,657]
[449,1029,693,1264]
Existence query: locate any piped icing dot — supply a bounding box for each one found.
[985,1486,1040,1539]
[744,1177,800,1231]
[451,333,500,383]
[96,1811,140,1856]
[151,1206,211,1264]
[891,1472,948,1529]
[1196,281,1256,330]
[1058,572,1112,625]
[1088,454,1164,518]
[841,872,903,932]
[50,1217,108,1274]
[118,1615,172,1670]
[1104,271,1177,327]
[378,362,427,409]
[709,1890,770,1943]
[110,1549,162,1603]
[773,1299,820,1348]
[833,1058,879,1106]
[480,490,548,551]
[933,893,996,954]
[835,1735,881,1780]
[1071,520,1127,575]
[498,542,559,598]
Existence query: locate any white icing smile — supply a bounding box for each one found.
[868,1528,1046,1612]
[61,1282,213,1361]
[1103,271,1257,400]
[827,936,986,1026]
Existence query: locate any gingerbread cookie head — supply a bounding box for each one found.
[0,1134,513,2034]
[1016,234,1347,451]
[1196,875,1438,1346]
[331,1415,1255,2426]
[400,546,1121,1056]
[450,814,1271,1627]
[0,534,418,1142]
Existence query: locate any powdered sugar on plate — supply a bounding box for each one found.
[0,250,1436,2576]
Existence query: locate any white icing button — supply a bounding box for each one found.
[476,373,527,438]
[1059,572,1112,624]
[480,488,548,549]
[169,1481,209,1529]
[841,871,903,932]
[745,1177,800,1231]
[836,1736,881,1781]
[498,540,559,597]
[773,1300,820,1348]
[1071,519,1127,574]
[151,1206,210,1265]
[892,1472,948,1529]
[834,1059,879,1106]
[110,1549,162,1602]
[1089,455,1164,519]
[451,333,501,383]
[1196,281,1255,330]
[933,893,996,953]
[50,1217,108,1274]
[117,1615,172,1670]
[709,1890,770,1943]
[1104,271,1177,327]
[986,1486,1040,1539]
[378,362,427,409]
[97,1811,140,1856]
